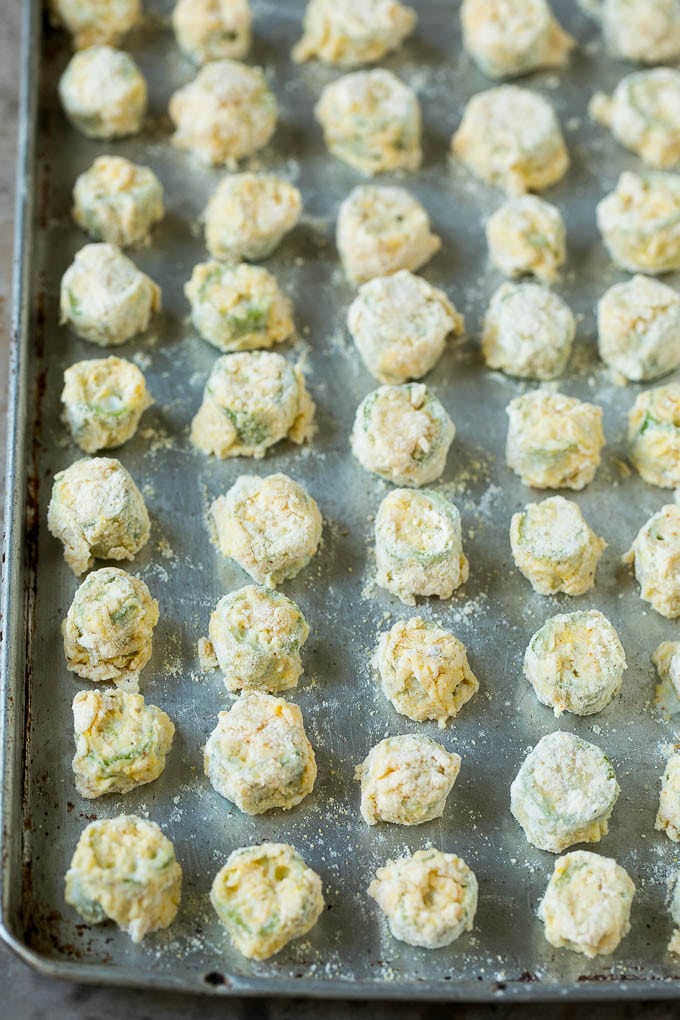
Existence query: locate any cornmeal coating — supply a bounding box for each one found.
[524,610,626,717]
[211,843,324,960]
[538,851,635,958]
[355,734,461,825]
[461,0,574,80]
[368,849,477,948]
[49,0,141,49]
[293,0,416,67]
[60,243,160,347]
[65,816,182,943]
[510,730,620,853]
[211,473,322,587]
[204,691,316,814]
[510,496,606,596]
[375,489,469,605]
[597,172,680,274]
[375,616,479,727]
[201,584,309,694]
[506,390,605,490]
[597,275,680,381]
[628,383,680,487]
[452,85,569,195]
[48,458,150,576]
[59,46,147,139]
[204,173,301,262]
[486,195,566,283]
[624,504,680,617]
[169,59,277,166]
[62,568,159,685]
[73,156,164,249]
[337,187,441,285]
[657,751,680,841]
[315,70,421,175]
[172,0,251,64]
[185,261,293,353]
[72,688,174,798]
[653,640,680,699]
[591,69,680,170]
[348,271,463,383]
[599,0,680,64]
[351,383,455,487]
[62,356,152,454]
[482,282,574,380]
[191,352,314,459]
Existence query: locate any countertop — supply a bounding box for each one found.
[2,4,680,1018]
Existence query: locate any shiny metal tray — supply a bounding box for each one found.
[3,0,680,1000]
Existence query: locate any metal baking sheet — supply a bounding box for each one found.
[3,0,680,1000]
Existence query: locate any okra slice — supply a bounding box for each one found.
[201,584,309,694]
[510,495,606,596]
[292,0,415,67]
[347,270,463,383]
[337,185,441,285]
[505,389,605,490]
[211,472,322,587]
[368,849,477,949]
[59,45,147,139]
[597,172,680,275]
[172,0,251,64]
[49,0,141,49]
[355,734,461,826]
[538,850,635,958]
[204,172,301,261]
[598,274,680,381]
[190,350,314,459]
[482,281,574,380]
[510,730,620,853]
[169,59,276,166]
[185,260,292,353]
[61,355,152,454]
[624,503,680,618]
[486,194,566,283]
[62,567,159,685]
[374,615,478,726]
[590,69,680,170]
[452,85,569,195]
[60,243,160,348]
[523,609,626,717]
[72,688,174,797]
[48,457,151,576]
[65,815,182,943]
[210,843,324,960]
[72,155,164,248]
[351,382,454,487]
[628,382,680,487]
[461,0,574,80]
[315,69,421,175]
[204,691,317,814]
[374,488,469,604]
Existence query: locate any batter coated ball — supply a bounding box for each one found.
[315,69,421,175]
[452,85,569,195]
[169,59,276,166]
[48,457,150,576]
[204,691,317,814]
[337,186,441,284]
[59,46,147,139]
[65,816,182,942]
[211,473,322,587]
[211,843,324,960]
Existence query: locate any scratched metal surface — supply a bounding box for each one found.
[3,0,680,1001]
